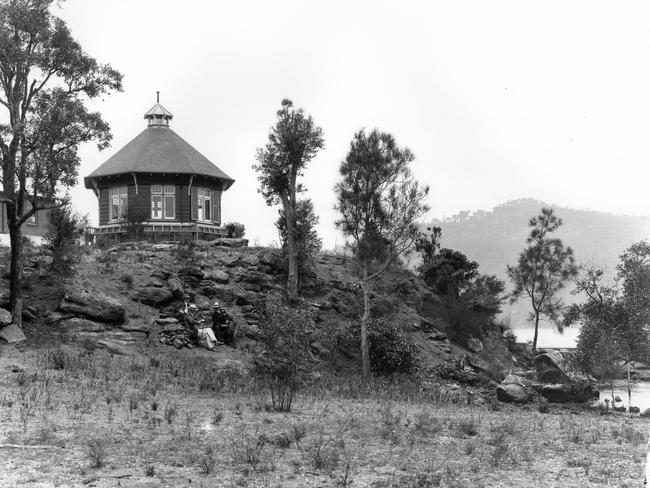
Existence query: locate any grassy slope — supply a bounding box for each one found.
[0,245,646,486]
[0,347,647,488]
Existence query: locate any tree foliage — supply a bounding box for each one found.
[340,318,418,376]
[275,198,322,291]
[568,254,650,407]
[0,0,122,326]
[507,208,578,354]
[334,129,429,378]
[419,247,479,304]
[223,221,246,239]
[253,99,324,300]
[44,203,87,277]
[416,230,505,340]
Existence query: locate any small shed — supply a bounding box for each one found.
[84,96,234,242]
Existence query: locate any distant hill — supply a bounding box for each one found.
[425,198,650,329]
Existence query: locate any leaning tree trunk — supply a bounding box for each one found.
[8,221,24,329]
[360,265,371,379]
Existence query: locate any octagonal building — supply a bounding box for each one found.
[84,97,234,242]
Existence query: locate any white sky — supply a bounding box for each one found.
[56,0,650,248]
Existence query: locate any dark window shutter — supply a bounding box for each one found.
[212,190,221,225]
[190,186,198,221]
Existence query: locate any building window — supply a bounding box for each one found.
[151,184,175,220]
[197,187,211,222]
[110,186,128,221]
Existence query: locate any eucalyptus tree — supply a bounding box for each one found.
[335,129,429,378]
[0,0,122,326]
[254,99,324,300]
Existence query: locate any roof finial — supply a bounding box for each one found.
[156,91,160,103]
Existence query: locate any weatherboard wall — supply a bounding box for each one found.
[95,174,224,226]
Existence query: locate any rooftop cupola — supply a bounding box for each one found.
[144,91,173,127]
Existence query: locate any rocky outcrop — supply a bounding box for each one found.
[241,254,260,267]
[466,338,483,353]
[496,383,529,403]
[167,277,185,299]
[535,351,571,383]
[0,323,26,343]
[205,269,229,284]
[540,383,599,403]
[134,287,173,306]
[60,317,106,333]
[59,290,125,323]
[0,308,12,327]
[495,374,530,403]
[258,250,284,273]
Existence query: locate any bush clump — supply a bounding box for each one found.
[171,240,200,269]
[44,205,88,277]
[340,318,418,376]
[224,221,246,238]
[253,304,316,412]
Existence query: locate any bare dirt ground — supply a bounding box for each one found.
[0,340,646,488]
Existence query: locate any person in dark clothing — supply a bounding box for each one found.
[211,301,234,346]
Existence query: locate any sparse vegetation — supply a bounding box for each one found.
[0,345,645,486]
[224,221,246,238]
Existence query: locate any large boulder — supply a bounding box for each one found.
[219,255,240,267]
[59,290,125,323]
[241,254,260,267]
[205,269,229,284]
[258,250,284,272]
[167,277,185,299]
[59,317,106,333]
[466,338,483,353]
[0,323,26,343]
[496,383,529,404]
[535,351,571,383]
[0,308,12,327]
[134,287,173,306]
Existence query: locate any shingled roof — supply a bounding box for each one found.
[84,101,234,190]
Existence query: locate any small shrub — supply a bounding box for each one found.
[291,422,308,445]
[378,403,402,444]
[341,318,418,376]
[144,465,155,477]
[211,408,224,425]
[164,402,177,425]
[44,205,88,278]
[537,398,550,413]
[302,433,343,473]
[120,274,134,287]
[171,240,200,269]
[455,417,480,437]
[224,221,246,238]
[198,445,217,474]
[86,438,107,468]
[45,348,68,371]
[230,427,273,473]
[253,303,316,412]
[410,410,442,437]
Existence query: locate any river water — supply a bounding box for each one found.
[513,327,650,410]
[597,380,650,411]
